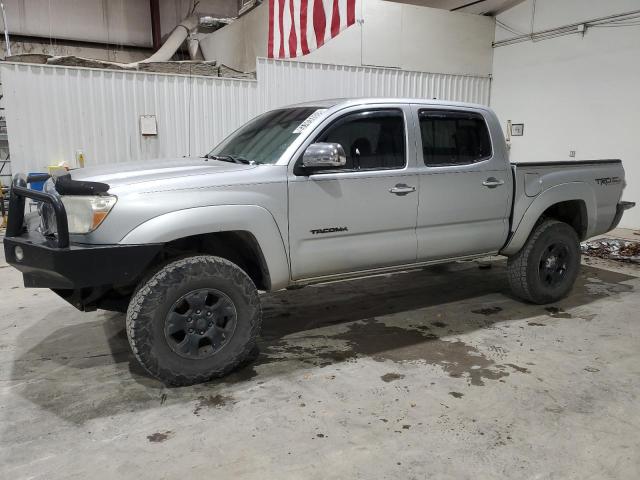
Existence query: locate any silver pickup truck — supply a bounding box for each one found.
[4,98,634,385]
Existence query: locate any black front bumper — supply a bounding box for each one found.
[4,173,163,311]
[4,234,162,290]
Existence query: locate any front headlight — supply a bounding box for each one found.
[61,195,117,234]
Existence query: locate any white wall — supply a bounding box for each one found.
[200,0,495,75]
[4,0,152,47]
[1,0,236,49]
[197,1,269,72]
[491,0,640,228]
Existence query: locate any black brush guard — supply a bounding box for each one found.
[6,173,70,248]
[3,173,162,310]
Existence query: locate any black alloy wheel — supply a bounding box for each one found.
[126,255,261,386]
[538,242,570,288]
[164,288,237,359]
[507,219,581,304]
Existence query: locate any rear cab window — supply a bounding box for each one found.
[419,110,492,166]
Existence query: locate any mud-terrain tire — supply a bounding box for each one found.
[126,255,261,386]
[507,219,581,304]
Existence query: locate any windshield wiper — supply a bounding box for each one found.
[203,154,254,165]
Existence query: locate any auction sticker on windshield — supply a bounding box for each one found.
[293,109,326,134]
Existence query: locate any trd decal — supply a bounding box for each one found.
[310,226,349,235]
[595,177,621,186]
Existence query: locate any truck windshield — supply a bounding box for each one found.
[207,107,323,164]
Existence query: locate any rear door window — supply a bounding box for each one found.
[419,110,492,166]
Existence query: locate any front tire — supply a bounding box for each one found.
[126,255,261,386]
[507,219,581,304]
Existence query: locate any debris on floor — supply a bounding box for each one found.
[581,238,640,263]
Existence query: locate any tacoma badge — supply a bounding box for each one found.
[310,226,349,235]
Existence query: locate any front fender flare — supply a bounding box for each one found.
[120,205,290,290]
[501,182,596,256]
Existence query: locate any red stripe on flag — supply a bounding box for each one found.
[347,0,355,26]
[300,0,310,55]
[288,0,297,57]
[278,0,286,58]
[268,0,275,58]
[313,0,326,48]
[330,0,340,38]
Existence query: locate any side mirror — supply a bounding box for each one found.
[302,143,347,169]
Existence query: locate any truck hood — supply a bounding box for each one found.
[68,158,255,189]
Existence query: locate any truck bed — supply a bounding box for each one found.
[503,159,627,255]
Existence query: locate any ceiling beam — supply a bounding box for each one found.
[451,0,488,12]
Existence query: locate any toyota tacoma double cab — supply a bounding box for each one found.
[4,98,634,385]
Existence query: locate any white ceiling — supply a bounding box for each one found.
[386,0,526,16]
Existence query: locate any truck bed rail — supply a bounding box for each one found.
[511,159,622,167]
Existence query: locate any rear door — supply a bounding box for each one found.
[288,105,419,280]
[414,106,512,261]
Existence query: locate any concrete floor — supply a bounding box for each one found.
[1,238,639,479]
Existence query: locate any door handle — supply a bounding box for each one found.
[482,177,505,188]
[389,184,416,196]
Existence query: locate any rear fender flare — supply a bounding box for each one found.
[501,182,596,256]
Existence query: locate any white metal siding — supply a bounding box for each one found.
[1,58,490,174]
[1,63,257,173]
[256,58,492,112]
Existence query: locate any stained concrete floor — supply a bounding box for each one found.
[1,245,639,479]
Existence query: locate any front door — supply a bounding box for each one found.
[414,107,512,260]
[288,106,419,280]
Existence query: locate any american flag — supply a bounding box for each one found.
[268,0,357,59]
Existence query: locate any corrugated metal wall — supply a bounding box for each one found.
[0,63,258,173]
[255,58,492,112]
[1,58,491,174]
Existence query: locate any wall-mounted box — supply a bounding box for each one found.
[140,115,158,136]
[510,123,524,136]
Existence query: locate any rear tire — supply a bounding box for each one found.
[507,219,581,304]
[126,255,261,386]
